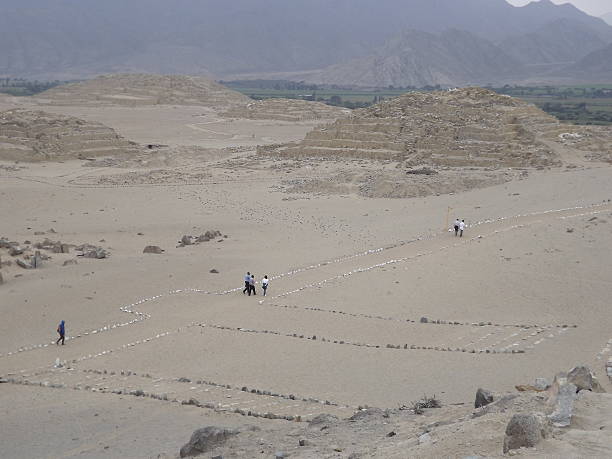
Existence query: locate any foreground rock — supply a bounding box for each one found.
[474,388,494,408]
[503,413,551,453]
[567,366,606,393]
[143,246,164,254]
[179,426,239,457]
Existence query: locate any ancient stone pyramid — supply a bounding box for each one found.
[37,74,250,108]
[222,98,350,122]
[264,88,563,168]
[0,109,141,161]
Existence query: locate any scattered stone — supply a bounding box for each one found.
[298,439,307,447]
[567,366,606,393]
[62,259,78,266]
[420,317,428,323]
[179,426,239,458]
[475,388,494,408]
[15,259,32,270]
[387,431,397,437]
[181,398,200,407]
[209,269,219,274]
[9,246,24,256]
[418,433,432,444]
[143,246,164,254]
[309,413,339,427]
[534,378,551,391]
[503,413,550,453]
[180,235,192,246]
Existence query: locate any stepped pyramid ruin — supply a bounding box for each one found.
[263,88,564,168]
[36,74,250,108]
[222,98,350,122]
[0,109,141,161]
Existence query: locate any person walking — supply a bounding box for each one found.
[459,219,466,237]
[249,274,257,296]
[261,275,269,296]
[243,272,251,294]
[454,218,460,237]
[56,320,65,345]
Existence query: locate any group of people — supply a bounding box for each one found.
[243,272,269,296]
[453,218,466,237]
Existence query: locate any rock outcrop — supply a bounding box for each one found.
[503,413,551,453]
[179,426,239,458]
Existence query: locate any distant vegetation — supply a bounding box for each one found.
[222,79,438,110]
[491,85,612,126]
[227,80,612,125]
[0,78,67,96]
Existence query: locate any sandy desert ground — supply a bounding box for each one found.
[1,86,612,458]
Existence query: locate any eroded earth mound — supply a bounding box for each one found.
[0,109,141,161]
[222,98,350,122]
[36,74,250,108]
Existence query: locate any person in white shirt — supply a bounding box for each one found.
[249,274,257,296]
[459,220,466,237]
[261,275,269,296]
[454,218,460,237]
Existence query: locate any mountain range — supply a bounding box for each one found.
[0,0,611,86]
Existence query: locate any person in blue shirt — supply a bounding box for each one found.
[56,320,65,345]
[243,272,251,294]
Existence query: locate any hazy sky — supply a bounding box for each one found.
[507,0,611,16]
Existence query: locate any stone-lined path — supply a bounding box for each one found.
[2,200,611,421]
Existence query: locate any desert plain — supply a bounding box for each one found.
[1,76,612,458]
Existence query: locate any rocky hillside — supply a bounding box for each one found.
[0,109,141,161]
[500,18,611,70]
[311,29,524,88]
[564,43,612,81]
[1,0,611,84]
[264,88,564,168]
[36,74,250,108]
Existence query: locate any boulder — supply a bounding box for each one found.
[83,248,107,259]
[9,246,24,256]
[606,358,612,380]
[16,259,32,269]
[567,366,606,393]
[0,271,3,285]
[143,246,164,254]
[62,259,78,266]
[475,388,494,408]
[503,413,550,453]
[534,378,551,391]
[180,235,192,246]
[179,426,239,458]
[196,235,210,243]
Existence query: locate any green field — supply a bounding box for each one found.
[227,81,612,125]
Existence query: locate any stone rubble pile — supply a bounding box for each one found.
[178,230,224,247]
